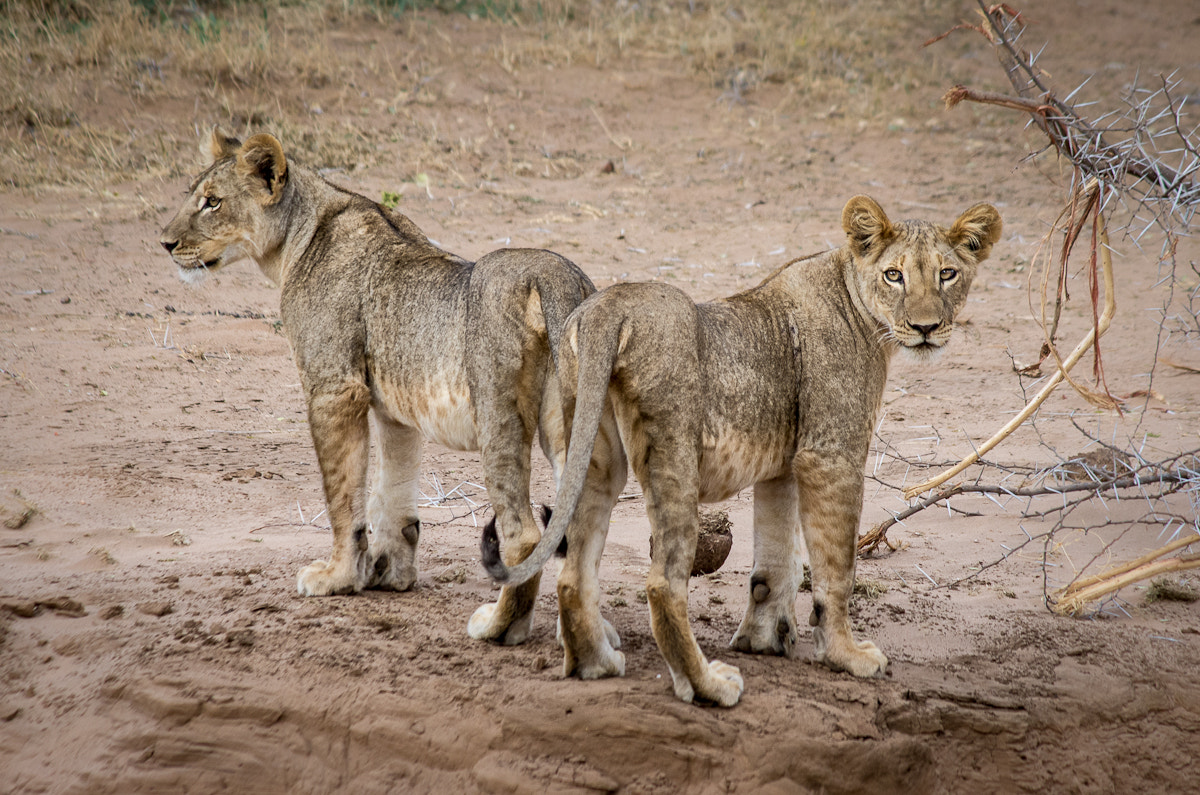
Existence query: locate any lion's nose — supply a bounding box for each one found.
[909,321,940,336]
[161,239,178,254]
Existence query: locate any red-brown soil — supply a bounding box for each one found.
[2,2,1199,792]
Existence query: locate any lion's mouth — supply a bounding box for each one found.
[177,256,222,273]
[901,338,945,360]
[176,257,221,285]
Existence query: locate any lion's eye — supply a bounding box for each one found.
[201,195,221,211]
[884,269,903,284]
[939,267,958,283]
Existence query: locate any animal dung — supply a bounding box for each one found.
[692,510,734,576]
[651,509,734,577]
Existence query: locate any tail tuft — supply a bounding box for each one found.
[480,515,508,581]
[539,505,568,558]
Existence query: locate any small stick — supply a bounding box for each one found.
[1051,551,1200,616]
[1057,533,1200,598]
[590,106,631,151]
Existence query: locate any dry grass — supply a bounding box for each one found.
[2,0,956,188]
[1144,577,1199,605]
[494,0,948,100]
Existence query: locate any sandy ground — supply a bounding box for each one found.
[3,1,1200,792]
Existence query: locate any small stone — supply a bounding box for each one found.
[137,601,174,617]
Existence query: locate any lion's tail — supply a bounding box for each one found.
[482,306,622,586]
[534,260,596,366]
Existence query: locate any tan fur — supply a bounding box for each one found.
[160,128,624,646]
[485,195,1001,705]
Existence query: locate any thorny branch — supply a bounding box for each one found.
[861,447,1198,554]
[870,3,1200,614]
[936,3,1200,215]
[932,1,1199,362]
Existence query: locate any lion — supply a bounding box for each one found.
[483,195,1002,705]
[160,129,624,645]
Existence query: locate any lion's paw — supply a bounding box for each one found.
[730,609,797,657]
[296,558,364,596]
[574,647,626,680]
[366,550,416,591]
[558,614,622,651]
[819,635,888,678]
[675,659,744,707]
[602,617,622,650]
[468,601,533,645]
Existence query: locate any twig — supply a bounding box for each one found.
[862,459,1192,557]
[590,106,632,151]
[1056,532,1200,598]
[1051,542,1200,616]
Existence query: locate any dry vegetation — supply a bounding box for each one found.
[2,0,955,188]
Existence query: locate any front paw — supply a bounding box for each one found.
[366,520,418,591]
[560,615,626,680]
[296,558,364,596]
[556,615,622,650]
[567,646,626,680]
[366,550,416,591]
[814,628,888,677]
[676,660,744,707]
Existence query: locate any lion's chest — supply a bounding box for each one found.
[374,375,478,451]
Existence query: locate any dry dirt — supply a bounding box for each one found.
[3,2,1200,793]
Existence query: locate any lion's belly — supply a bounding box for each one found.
[375,377,479,451]
[698,428,788,503]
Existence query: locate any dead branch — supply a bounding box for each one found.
[862,452,1192,557]
[1058,532,1200,597]
[945,3,1199,205]
[1051,536,1200,616]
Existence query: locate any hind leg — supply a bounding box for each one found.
[467,469,542,644]
[466,346,545,646]
[555,403,628,679]
[365,411,422,591]
[640,441,743,707]
[731,475,803,656]
[795,452,887,677]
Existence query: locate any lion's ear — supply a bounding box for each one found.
[204,126,241,165]
[949,203,1003,263]
[236,134,289,205]
[841,195,894,258]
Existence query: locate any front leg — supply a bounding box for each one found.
[731,475,803,657]
[795,450,887,677]
[365,411,422,591]
[297,380,373,596]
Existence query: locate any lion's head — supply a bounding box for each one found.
[842,195,1002,360]
[160,128,290,284]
